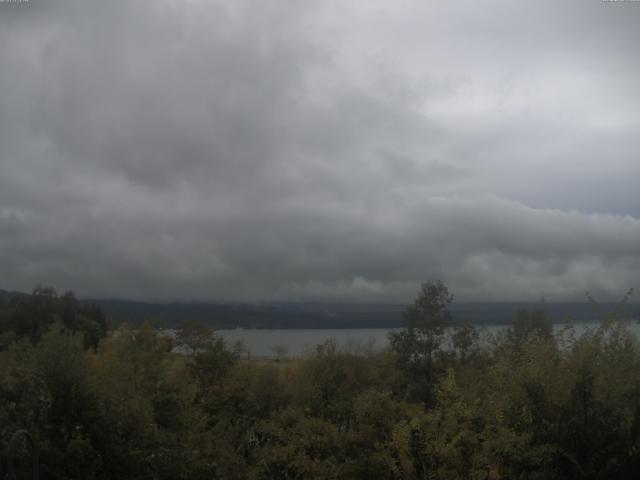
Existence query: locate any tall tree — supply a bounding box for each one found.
[389,280,453,408]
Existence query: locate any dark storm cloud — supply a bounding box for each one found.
[0,0,639,301]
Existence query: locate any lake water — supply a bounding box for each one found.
[218,328,400,357]
[216,321,640,358]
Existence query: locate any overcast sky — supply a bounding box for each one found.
[1,0,639,303]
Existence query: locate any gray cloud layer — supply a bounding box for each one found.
[1,0,639,301]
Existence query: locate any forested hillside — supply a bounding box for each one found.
[1,284,640,479]
[89,298,639,329]
[4,288,637,329]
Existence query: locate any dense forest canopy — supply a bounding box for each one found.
[0,287,107,351]
[1,283,640,479]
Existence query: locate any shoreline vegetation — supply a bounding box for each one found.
[2,283,640,479]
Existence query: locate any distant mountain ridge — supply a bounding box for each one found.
[0,288,27,302]
[2,288,637,329]
[88,298,640,329]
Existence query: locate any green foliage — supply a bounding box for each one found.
[505,303,553,349]
[0,287,107,350]
[389,280,454,408]
[0,326,96,479]
[451,321,480,363]
[4,283,640,479]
